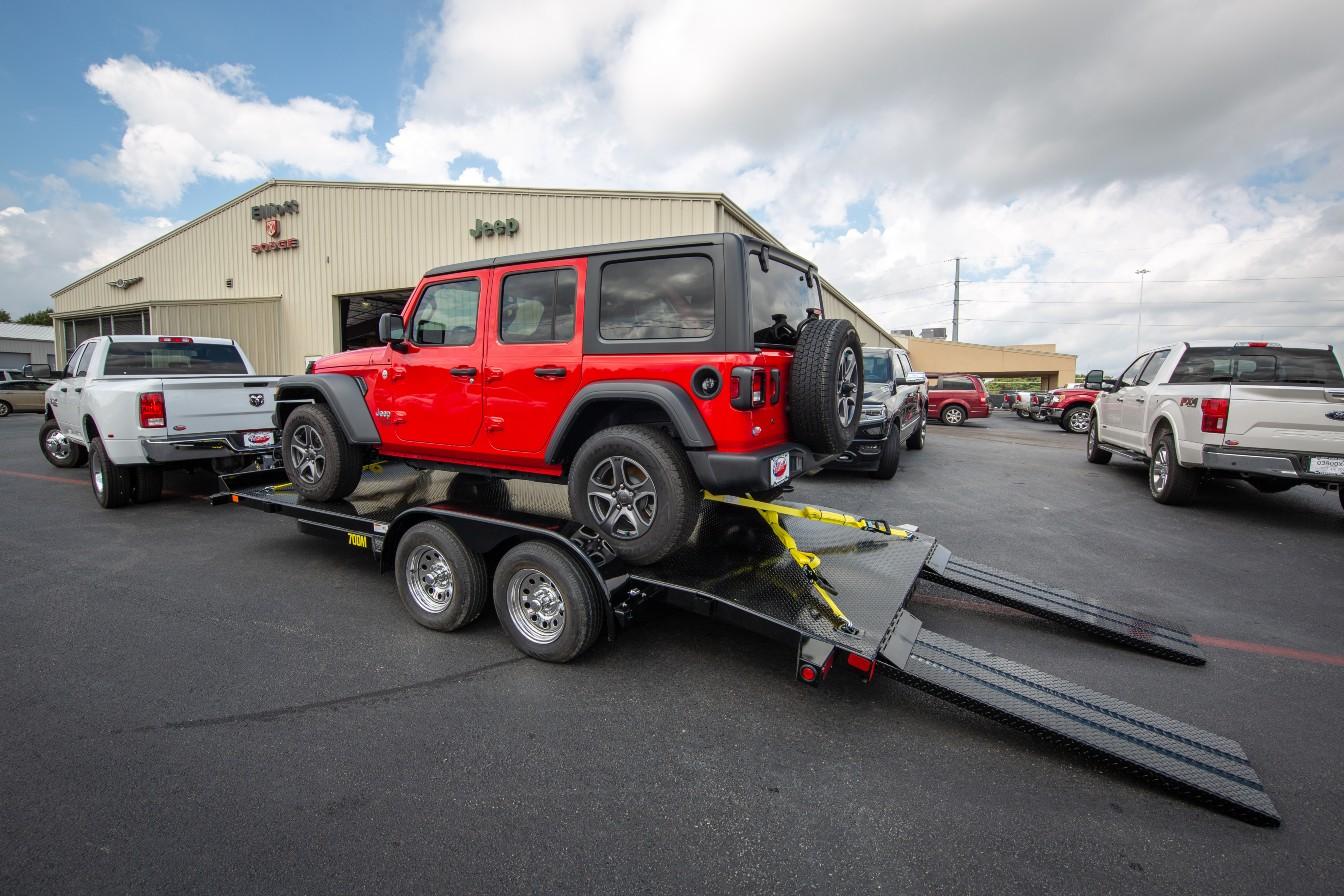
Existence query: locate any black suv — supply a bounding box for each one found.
[827,346,927,479]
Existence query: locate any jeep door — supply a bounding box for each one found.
[391,275,487,450]
[482,260,585,459]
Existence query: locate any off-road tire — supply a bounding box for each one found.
[940,404,966,426]
[568,425,698,565]
[871,432,901,479]
[394,521,489,631]
[906,415,926,450]
[493,540,603,663]
[39,419,86,468]
[789,318,863,454]
[1085,414,1112,465]
[0,400,11,417]
[282,403,364,502]
[1149,428,1199,505]
[1061,405,1092,434]
[89,437,133,509]
[133,466,163,503]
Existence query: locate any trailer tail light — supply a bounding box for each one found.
[1200,397,1229,434]
[158,336,194,344]
[139,391,166,428]
[730,366,767,410]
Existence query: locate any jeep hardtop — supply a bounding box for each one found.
[274,233,864,563]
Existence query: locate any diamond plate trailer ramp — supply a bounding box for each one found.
[214,462,1278,827]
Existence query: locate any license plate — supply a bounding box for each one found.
[242,430,275,448]
[1308,456,1344,476]
[769,452,791,486]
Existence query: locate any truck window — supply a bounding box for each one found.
[76,345,94,377]
[65,344,88,378]
[410,280,481,346]
[1169,347,1344,386]
[1137,350,1170,385]
[499,268,577,344]
[1118,355,1148,388]
[599,256,714,341]
[102,342,248,375]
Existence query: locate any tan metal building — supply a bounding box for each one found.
[893,335,1077,389]
[52,180,898,374]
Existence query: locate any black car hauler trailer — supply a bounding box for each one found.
[214,462,1280,827]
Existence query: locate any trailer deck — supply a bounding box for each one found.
[216,461,1278,826]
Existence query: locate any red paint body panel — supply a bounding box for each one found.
[927,374,991,420]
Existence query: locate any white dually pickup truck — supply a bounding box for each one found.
[30,335,281,508]
[1083,340,1344,511]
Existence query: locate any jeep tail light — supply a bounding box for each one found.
[1200,397,1229,434]
[730,366,767,410]
[139,391,166,428]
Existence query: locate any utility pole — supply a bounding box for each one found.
[951,256,963,342]
[1134,268,1150,355]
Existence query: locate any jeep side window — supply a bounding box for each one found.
[598,256,714,341]
[1118,355,1148,388]
[500,268,577,344]
[1137,349,1170,386]
[410,279,480,346]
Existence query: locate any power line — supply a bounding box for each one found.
[959,319,1342,328]
[961,274,1344,285]
[855,281,952,301]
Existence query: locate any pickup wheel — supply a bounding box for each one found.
[39,419,86,468]
[940,404,966,426]
[871,431,901,479]
[1149,429,1199,505]
[133,466,163,503]
[493,540,602,663]
[789,318,864,454]
[89,437,133,509]
[1061,405,1092,434]
[1085,414,1112,465]
[394,521,488,631]
[1016,410,1032,420]
[568,425,698,565]
[905,415,927,450]
[282,404,364,502]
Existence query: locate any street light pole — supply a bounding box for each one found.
[1135,268,1150,355]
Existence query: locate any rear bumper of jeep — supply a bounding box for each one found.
[687,443,820,495]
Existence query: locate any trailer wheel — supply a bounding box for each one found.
[39,419,86,468]
[394,521,488,631]
[282,403,363,502]
[89,437,133,508]
[493,541,602,663]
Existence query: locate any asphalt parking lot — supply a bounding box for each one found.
[2,410,1341,894]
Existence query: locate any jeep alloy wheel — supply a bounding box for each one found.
[281,403,365,502]
[289,423,326,485]
[586,455,657,540]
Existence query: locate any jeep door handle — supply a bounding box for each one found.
[450,367,478,378]
[533,367,567,378]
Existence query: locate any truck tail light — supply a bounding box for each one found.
[730,366,767,410]
[139,391,166,428]
[1200,397,1229,434]
[158,336,193,344]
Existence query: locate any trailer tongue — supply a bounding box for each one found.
[216,462,1278,827]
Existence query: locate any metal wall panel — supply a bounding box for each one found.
[149,300,282,374]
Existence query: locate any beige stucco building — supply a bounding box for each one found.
[51,180,899,374]
[894,335,1077,389]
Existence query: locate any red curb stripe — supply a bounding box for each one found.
[1192,635,1344,668]
[0,469,83,485]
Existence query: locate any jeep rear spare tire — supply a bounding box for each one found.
[568,424,699,565]
[789,318,863,454]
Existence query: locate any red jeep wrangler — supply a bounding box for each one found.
[274,234,862,564]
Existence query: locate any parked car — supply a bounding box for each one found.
[29,336,281,508]
[1042,384,1100,433]
[1008,390,1035,418]
[1085,340,1344,510]
[828,346,927,478]
[0,379,50,416]
[926,374,990,425]
[2,368,45,383]
[274,233,865,564]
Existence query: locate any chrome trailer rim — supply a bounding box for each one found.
[405,544,455,613]
[506,567,565,643]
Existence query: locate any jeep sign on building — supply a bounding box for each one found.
[50,180,898,375]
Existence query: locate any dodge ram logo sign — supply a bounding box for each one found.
[249,393,265,407]
[264,217,280,238]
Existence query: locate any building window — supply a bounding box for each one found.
[62,310,150,358]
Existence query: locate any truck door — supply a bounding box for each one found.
[390,275,487,450]
[53,342,92,440]
[1101,353,1148,449]
[1122,349,1170,446]
[482,260,585,460]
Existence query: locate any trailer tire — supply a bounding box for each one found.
[493,540,602,663]
[394,521,489,631]
[39,419,86,468]
[282,403,363,502]
[1085,414,1111,465]
[133,466,163,503]
[789,318,863,454]
[89,437,133,509]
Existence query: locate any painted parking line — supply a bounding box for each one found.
[0,468,203,500]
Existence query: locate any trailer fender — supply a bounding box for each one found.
[274,374,380,445]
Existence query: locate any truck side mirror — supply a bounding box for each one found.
[1083,368,1104,389]
[23,363,53,379]
[904,372,928,386]
[378,313,405,346]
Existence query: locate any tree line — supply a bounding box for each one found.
[0,308,53,326]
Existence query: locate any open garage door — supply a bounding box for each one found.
[340,290,414,351]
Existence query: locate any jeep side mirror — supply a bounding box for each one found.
[1083,368,1104,389]
[23,363,53,379]
[378,313,405,346]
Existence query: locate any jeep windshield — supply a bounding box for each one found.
[747,250,821,347]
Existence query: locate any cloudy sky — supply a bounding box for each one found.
[2,0,1341,372]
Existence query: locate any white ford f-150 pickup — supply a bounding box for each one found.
[30,335,281,507]
[1083,340,1344,511]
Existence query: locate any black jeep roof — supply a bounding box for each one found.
[424,232,817,278]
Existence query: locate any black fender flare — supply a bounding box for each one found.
[544,380,714,465]
[273,374,380,445]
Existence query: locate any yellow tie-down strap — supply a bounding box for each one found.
[702,491,914,631]
[270,460,385,492]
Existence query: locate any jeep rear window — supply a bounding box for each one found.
[103,342,247,375]
[748,252,820,347]
[599,256,714,341]
[1168,347,1344,386]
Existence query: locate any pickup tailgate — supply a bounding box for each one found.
[1225,384,1344,454]
[162,377,279,435]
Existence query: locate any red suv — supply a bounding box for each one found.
[926,374,990,425]
[274,234,863,564]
